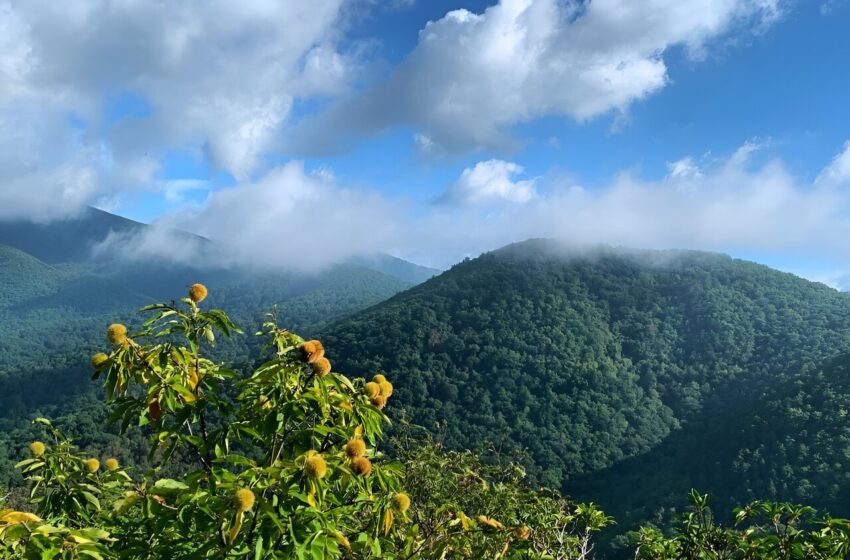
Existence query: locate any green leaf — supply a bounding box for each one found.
[153,478,190,493]
[81,491,101,510]
[254,534,264,559]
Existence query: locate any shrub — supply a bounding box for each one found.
[3,288,403,559]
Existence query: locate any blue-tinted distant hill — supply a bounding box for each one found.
[347,253,440,285]
[0,207,148,264]
[0,206,440,283]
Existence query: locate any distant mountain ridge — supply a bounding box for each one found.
[0,206,440,284]
[347,253,440,284]
[0,207,147,264]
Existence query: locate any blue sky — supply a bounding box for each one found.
[1,0,849,284]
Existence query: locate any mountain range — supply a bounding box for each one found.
[2,213,850,557]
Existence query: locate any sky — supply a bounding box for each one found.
[1,0,850,286]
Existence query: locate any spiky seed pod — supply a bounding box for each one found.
[304,454,328,479]
[105,458,120,471]
[107,323,128,344]
[379,380,394,397]
[233,488,255,512]
[91,353,110,369]
[350,456,372,476]
[344,438,366,458]
[372,374,387,384]
[312,357,332,377]
[85,458,100,473]
[188,283,208,303]
[299,340,325,364]
[29,441,46,457]
[313,356,331,377]
[364,382,381,398]
[393,493,411,513]
[370,394,388,409]
[513,526,531,540]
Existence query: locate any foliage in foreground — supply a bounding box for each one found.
[635,490,850,560]
[398,437,611,559]
[0,285,611,559]
[3,283,850,559]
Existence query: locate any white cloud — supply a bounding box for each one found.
[0,0,350,221]
[816,140,850,186]
[666,157,703,179]
[162,179,210,204]
[113,140,850,275]
[291,0,783,154]
[129,161,404,271]
[441,160,536,204]
[407,140,850,267]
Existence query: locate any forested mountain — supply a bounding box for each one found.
[6,233,850,557]
[321,240,850,506]
[0,207,150,263]
[572,351,850,555]
[0,209,437,486]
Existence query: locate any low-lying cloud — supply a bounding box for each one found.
[122,162,404,271]
[114,140,850,277]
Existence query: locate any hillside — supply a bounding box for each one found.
[322,240,850,490]
[0,207,148,263]
[570,351,850,555]
[0,209,437,486]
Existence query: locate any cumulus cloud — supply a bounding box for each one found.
[290,0,783,154]
[440,160,536,204]
[666,157,703,179]
[0,0,350,221]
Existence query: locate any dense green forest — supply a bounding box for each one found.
[1,287,617,559]
[573,351,850,555]
[319,239,850,552]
